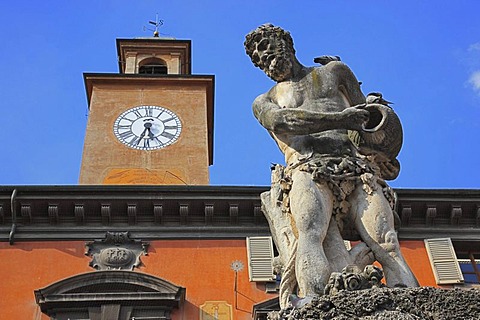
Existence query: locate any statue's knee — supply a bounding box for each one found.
[296,217,318,233]
[293,209,326,232]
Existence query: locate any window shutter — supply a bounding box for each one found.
[246,236,275,282]
[424,238,464,284]
[344,240,352,250]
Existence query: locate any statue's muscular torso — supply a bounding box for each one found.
[257,62,365,165]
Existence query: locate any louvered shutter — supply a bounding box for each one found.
[344,240,352,250]
[424,238,464,284]
[246,236,275,282]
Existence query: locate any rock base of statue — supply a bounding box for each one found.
[267,286,480,320]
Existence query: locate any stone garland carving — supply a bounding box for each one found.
[85,231,149,270]
[323,265,385,296]
[245,23,418,308]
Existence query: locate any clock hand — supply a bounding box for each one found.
[147,127,155,139]
[136,128,148,145]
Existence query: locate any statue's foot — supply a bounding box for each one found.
[289,294,314,308]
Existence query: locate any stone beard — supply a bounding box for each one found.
[265,53,293,82]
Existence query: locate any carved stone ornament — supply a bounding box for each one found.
[85,231,149,270]
[323,265,385,296]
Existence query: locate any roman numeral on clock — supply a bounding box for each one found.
[118,130,135,140]
[160,131,175,139]
[145,107,153,117]
[152,137,164,147]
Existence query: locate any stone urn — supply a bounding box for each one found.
[348,103,403,180]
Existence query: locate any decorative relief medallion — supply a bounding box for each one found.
[99,247,135,266]
[85,231,149,270]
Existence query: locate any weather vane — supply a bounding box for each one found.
[144,13,164,37]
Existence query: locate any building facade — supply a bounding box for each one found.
[1,186,479,319]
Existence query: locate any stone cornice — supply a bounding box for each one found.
[83,73,215,107]
[0,186,479,243]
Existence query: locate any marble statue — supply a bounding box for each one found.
[245,24,418,308]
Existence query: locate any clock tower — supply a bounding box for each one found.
[79,36,214,185]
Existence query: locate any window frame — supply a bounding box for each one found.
[34,271,185,320]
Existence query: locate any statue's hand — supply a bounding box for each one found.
[341,104,369,131]
[378,159,400,180]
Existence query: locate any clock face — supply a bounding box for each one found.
[113,105,182,150]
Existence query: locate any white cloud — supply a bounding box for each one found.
[468,42,480,52]
[469,71,480,93]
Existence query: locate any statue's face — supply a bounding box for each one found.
[251,35,294,82]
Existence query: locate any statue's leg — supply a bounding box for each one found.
[289,170,333,296]
[349,184,419,287]
[323,218,352,272]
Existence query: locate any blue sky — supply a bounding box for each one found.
[0,1,479,188]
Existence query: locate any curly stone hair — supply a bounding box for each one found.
[244,23,295,68]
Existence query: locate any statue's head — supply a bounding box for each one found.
[245,24,295,82]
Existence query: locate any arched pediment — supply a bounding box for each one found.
[35,271,185,319]
[139,56,167,67]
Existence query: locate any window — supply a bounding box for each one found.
[138,57,168,75]
[457,253,480,284]
[425,238,480,286]
[139,64,167,75]
[34,271,185,320]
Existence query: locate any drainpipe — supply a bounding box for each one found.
[9,188,17,245]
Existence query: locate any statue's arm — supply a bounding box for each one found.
[328,62,366,106]
[253,93,368,135]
